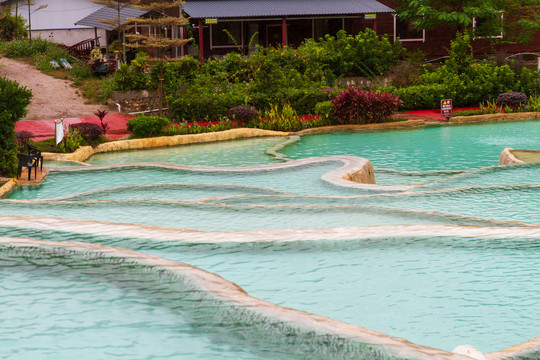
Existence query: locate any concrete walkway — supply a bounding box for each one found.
[15,114,133,141]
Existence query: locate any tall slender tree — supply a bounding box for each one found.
[91,0,133,59]
[124,0,191,116]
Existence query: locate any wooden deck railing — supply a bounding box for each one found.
[67,37,100,58]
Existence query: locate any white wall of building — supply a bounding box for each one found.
[13,0,105,46]
[32,28,107,47]
[16,0,102,30]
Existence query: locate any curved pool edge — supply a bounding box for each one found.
[41,128,292,163]
[450,112,539,123]
[0,236,482,360]
[500,148,540,165]
[499,148,525,165]
[485,337,540,360]
[0,178,17,198]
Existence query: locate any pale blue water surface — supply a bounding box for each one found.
[1,119,540,357]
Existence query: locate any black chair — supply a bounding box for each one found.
[27,143,43,171]
[17,154,38,181]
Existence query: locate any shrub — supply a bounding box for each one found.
[70,122,103,140]
[0,77,32,176]
[299,29,405,79]
[257,104,306,132]
[127,115,170,138]
[314,101,333,118]
[385,83,449,110]
[228,106,258,125]
[59,127,83,153]
[112,63,152,91]
[15,130,34,151]
[496,92,527,110]
[332,88,401,124]
[1,38,51,58]
[168,84,245,121]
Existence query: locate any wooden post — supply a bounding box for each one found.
[183,27,188,56]
[282,17,287,46]
[198,19,204,60]
[373,19,378,33]
[27,0,32,44]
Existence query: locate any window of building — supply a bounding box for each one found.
[473,13,503,39]
[314,18,343,40]
[211,21,242,48]
[394,16,424,42]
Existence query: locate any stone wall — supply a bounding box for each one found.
[108,90,159,114]
[338,76,391,89]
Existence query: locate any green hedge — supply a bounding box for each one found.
[127,115,170,138]
[0,77,32,177]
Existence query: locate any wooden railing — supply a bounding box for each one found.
[67,37,100,58]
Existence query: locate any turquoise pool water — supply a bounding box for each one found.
[2,119,540,358]
[1,228,539,354]
[282,120,540,171]
[0,262,270,360]
[87,137,285,166]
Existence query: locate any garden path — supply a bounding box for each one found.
[0,55,109,120]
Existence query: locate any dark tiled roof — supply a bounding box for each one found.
[74,5,149,30]
[183,0,394,18]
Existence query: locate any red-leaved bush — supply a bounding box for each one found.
[495,92,527,111]
[228,106,258,125]
[70,122,103,140]
[331,88,401,124]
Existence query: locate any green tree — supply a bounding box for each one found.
[394,0,540,44]
[0,5,27,40]
[501,0,540,44]
[124,0,191,116]
[0,77,32,177]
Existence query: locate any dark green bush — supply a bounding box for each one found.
[168,83,245,121]
[127,115,170,138]
[112,63,152,91]
[298,29,405,79]
[385,83,449,110]
[0,77,32,176]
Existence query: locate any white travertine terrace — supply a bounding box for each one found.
[1,123,538,359]
[0,237,483,360]
[499,148,525,165]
